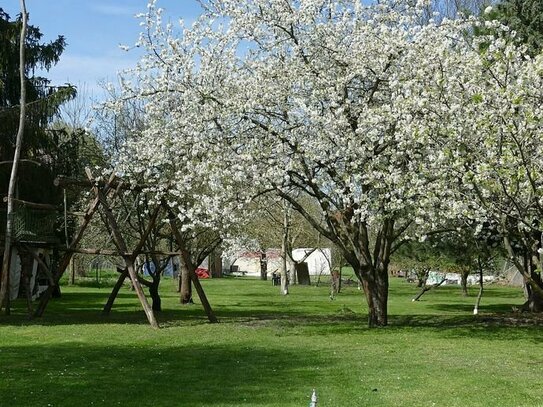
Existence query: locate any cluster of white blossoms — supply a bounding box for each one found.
[112,0,541,244]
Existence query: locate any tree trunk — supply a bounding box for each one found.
[359,265,389,327]
[280,237,289,296]
[338,264,342,294]
[416,268,429,288]
[70,257,76,285]
[279,201,290,294]
[460,269,469,297]
[364,279,388,328]
[179,255,193,304]
[149,279,161,312]
[0,0,27,313]
[166,215,218,323]
[502,226,543,304]
[260,250,267,281]
[517,283,543,312]
[412,278,447,301]
[330,270,339,299]
[525,292,543,312]
[473,261,484,315]
[287,256,296,285]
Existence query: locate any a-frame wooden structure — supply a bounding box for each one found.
[35,169,217,328]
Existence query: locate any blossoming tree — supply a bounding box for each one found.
[118,0,534,326]
[441,25,543,311]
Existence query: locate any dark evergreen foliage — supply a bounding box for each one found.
[0,8,79,205]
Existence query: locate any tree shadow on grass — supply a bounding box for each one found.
[429,302,516,314]
[0,343,321,407]
[2,284,539,343]
[389,313,543,343]
[0,289,363,332]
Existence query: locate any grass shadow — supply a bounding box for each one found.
[0,343,322,407]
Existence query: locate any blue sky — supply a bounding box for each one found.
[2,1,203,97]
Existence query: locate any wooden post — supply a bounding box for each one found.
[102,205,161,313]
[165,206,218,323]
[103,268,129,314]
[70,257,75,285]
[21,245,55,286]
[20,252,33,318]
[87,169,158,328]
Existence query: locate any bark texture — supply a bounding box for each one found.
[0,0,27,312]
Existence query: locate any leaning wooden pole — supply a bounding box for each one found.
[103,268,129,314]
[412,278,447,302]
[87,170,158,328]
[166,211,218,323]
[103,206,161,314]
[0,0,27,313]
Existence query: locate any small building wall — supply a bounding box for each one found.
[227,248,331,277]
[292,248,331,275]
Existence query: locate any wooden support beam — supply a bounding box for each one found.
[2,197,57,210]
[0,159,42,167]
[86,168,159,329]
[68,248,181,257]
[131,206,161,261]
[20,253,34,318]
[101,205,161,313]
[18,244,55,286]
[103,267,129,314]
[164,204,218,324]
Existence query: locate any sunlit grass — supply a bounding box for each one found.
[1,275,541,406]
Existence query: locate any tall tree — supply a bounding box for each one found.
[435,14,543,311]
[0,8,75,163]
[0,0,27,312]
[0,6,76,310]
[119,1,522,327]
[490,0,543,56]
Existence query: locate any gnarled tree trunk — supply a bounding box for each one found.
[179,255,193,304]
[503,230,543,313]
[359,265,389,327]
[149,279,161,311]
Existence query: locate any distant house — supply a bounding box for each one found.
[224,248,331,277]
[224,249,281,277]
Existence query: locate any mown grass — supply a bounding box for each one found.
[1,275,542,407]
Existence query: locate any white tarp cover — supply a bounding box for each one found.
[9,247,21,301]
[292,248,331,276]
[228,248,332,276]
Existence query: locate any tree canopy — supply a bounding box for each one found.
[106,0,542,326]
[0,8,79,205]
[491,0,543,55]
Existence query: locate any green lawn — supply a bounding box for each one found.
[1,276,541,407]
